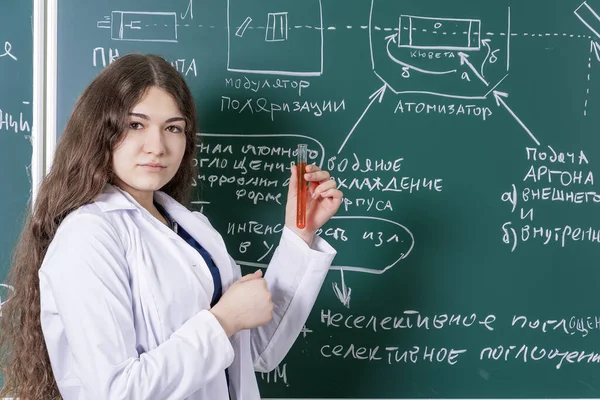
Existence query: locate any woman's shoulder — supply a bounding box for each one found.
[57,183,143,235]
[59,202,119,234]
[44,204,125,265]
[39,208,127,281]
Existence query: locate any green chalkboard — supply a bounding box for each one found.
[57,0,600,397]
[0,1,32,321]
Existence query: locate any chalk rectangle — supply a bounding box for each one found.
[575,2,600,39]
[398,15,481,51]
[97,16,111,29]
[111,11,178,42]
[236,16,253,37]
[266,12,288,42]
[227,0,323,76]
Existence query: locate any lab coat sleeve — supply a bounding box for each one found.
[250,227,336,372]
[39,212,234,400]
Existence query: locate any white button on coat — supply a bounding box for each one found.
[39,184,336,400]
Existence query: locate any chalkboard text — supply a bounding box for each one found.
[335,176,443,193]
[93,47,120,67]
[521,188,600,203]
[480,344,600,370]
[92,47,197,76]
[523,167,594,186]
[502,185,600,213]
[394,100,493,121]
[220,96,345,120]
[0,41,17,61]
[512,315,600,338]
[327,154,404,173]
[526,146,589,165]
[341,197,394,212]
[410,50,457,60]
[502,222,600,251]
[320,309,497,331]
[225,76,310,97]
[320,344,468,366]
[259,363,288,386]
[227,221,284,236]
[0,108,30,134]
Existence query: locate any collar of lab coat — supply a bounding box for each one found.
[94,184,235,290]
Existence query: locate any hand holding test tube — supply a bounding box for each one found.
[296,144,308,229]
[287,143,343,245]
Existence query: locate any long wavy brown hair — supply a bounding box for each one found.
[0,53,198,399]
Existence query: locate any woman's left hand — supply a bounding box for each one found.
[285,164,343,245]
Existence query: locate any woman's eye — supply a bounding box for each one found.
[129,122,144,130]
[166,125,183,133]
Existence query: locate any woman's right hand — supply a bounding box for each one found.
[210,270,273,337]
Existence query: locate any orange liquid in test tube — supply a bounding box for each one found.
[296,144,308,229]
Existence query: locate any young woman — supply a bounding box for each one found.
[0,54,342,399]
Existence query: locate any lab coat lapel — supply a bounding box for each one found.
[156,193,234,291]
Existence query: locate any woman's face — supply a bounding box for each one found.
[111,86,187,201]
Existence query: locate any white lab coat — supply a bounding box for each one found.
[39,184,336,400]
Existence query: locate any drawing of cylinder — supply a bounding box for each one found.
[111,11,178,42]
[398,15,480,51]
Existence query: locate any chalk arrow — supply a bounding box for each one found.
[481,39,492,77]
[385,34,457,75]
[591,40,600,62]
[458,52,489,86]
[337,83,386,154]
[493,90,541,146]
[332,268,351,308]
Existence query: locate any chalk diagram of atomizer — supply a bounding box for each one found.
[95,0,599,307]
[338,0,544,155]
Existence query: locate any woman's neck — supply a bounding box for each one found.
[112,182,169,227]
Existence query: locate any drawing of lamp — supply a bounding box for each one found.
[97,11,178,43]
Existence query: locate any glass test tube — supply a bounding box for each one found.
[296,144,308,229]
